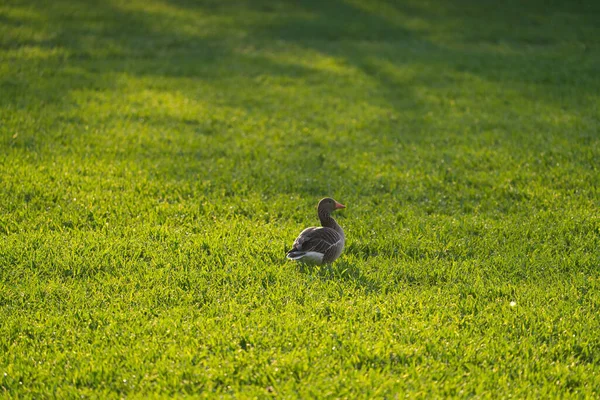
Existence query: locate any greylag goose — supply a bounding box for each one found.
[286,198,346,265]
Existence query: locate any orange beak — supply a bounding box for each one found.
[335,202,346,209]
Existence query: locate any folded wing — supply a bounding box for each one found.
[286,227,343,264]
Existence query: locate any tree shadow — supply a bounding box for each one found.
[5,0,598,120]
[247,0,599,115]
[0,0,325,111]
[3,0,598,198]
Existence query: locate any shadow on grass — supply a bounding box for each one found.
[296,260,381,294]
[6,0,598,117]
[3,0,599,195]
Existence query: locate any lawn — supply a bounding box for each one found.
[1,0,599,397]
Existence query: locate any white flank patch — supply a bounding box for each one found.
[295,251,324,264]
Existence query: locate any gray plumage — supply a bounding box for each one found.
[286,198,346,265]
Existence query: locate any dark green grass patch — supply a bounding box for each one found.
[1,0,599,397]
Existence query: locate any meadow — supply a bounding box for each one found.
[1,0,599,397]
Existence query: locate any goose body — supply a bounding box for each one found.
[286,198,346,265]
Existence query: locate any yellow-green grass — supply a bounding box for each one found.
[1,0,599,397]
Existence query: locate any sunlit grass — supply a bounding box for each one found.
[1,0,599,397]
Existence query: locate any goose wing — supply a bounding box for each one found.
[289,226,342,255]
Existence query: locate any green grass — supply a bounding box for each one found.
[1,0,600,397]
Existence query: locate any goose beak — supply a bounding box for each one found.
[335,202,346,209]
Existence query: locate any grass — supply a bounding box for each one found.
[1,0,599,397]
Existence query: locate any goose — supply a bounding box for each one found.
[286,198,346,265]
